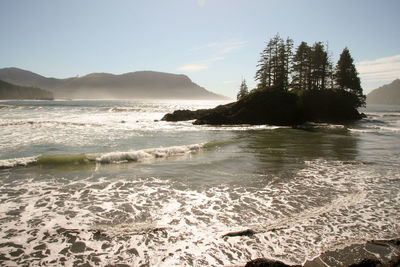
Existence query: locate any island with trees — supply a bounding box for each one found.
[163,34,366,125]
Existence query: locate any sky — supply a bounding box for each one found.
[1,0,399,98]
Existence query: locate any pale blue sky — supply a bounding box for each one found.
[1,0,399,97]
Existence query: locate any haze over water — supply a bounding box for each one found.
[0,100,399,266]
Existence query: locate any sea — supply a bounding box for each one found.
[0,99,399,266]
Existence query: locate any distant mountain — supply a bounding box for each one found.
[0,67,228,100]
[367,79,400,105]
[0,79,53,100]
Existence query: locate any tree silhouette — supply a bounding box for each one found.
[237,79,249,100]
[255,34,293,91]
[335,47,365,107]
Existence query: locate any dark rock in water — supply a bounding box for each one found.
[161,109,210,122]
[162,109,195,121]
[162,87,363,126]
[222,229,256,238]
[245,258,300,267]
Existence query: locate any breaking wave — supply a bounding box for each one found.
[96,144,202,164]
[0,156,39,168]
[0,143,204,169]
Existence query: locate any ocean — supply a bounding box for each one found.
[0,99,399,266]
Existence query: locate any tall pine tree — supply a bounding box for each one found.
[291,41,311,90]
[255,34,292,91]
[310,42,331,90]
[335,47,365,106]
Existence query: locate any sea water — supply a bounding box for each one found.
[0,100,399,266]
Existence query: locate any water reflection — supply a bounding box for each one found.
[239,127,359,178]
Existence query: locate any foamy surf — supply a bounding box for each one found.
[0,158,399,266]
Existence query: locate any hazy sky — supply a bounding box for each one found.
[1,0,399,97]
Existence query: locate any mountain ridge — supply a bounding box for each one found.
[367,79,400,105]
[0,67,228,100]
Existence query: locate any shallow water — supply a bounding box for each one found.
[0,100,399,266]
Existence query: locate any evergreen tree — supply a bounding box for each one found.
[255,34,292,91]
[325,42,335,89]
[310,42,331,90]
[335,47,365,106]
[255,35,278,88]
[292,42,332,90]
[284,38,294,89]
[237,79,249,100]
[291,41,311,90]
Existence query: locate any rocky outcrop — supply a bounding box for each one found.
[161,109,211,122]
[162,88,364,126]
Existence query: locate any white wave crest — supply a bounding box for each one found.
[96,144,203,164]
[0,156,38,169]
[0,144,203,168]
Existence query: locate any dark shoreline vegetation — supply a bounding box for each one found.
[0,79,53,100]
[163,34,366,126]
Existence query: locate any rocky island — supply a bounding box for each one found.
[163,35,366,126]
[162,87,364,125]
